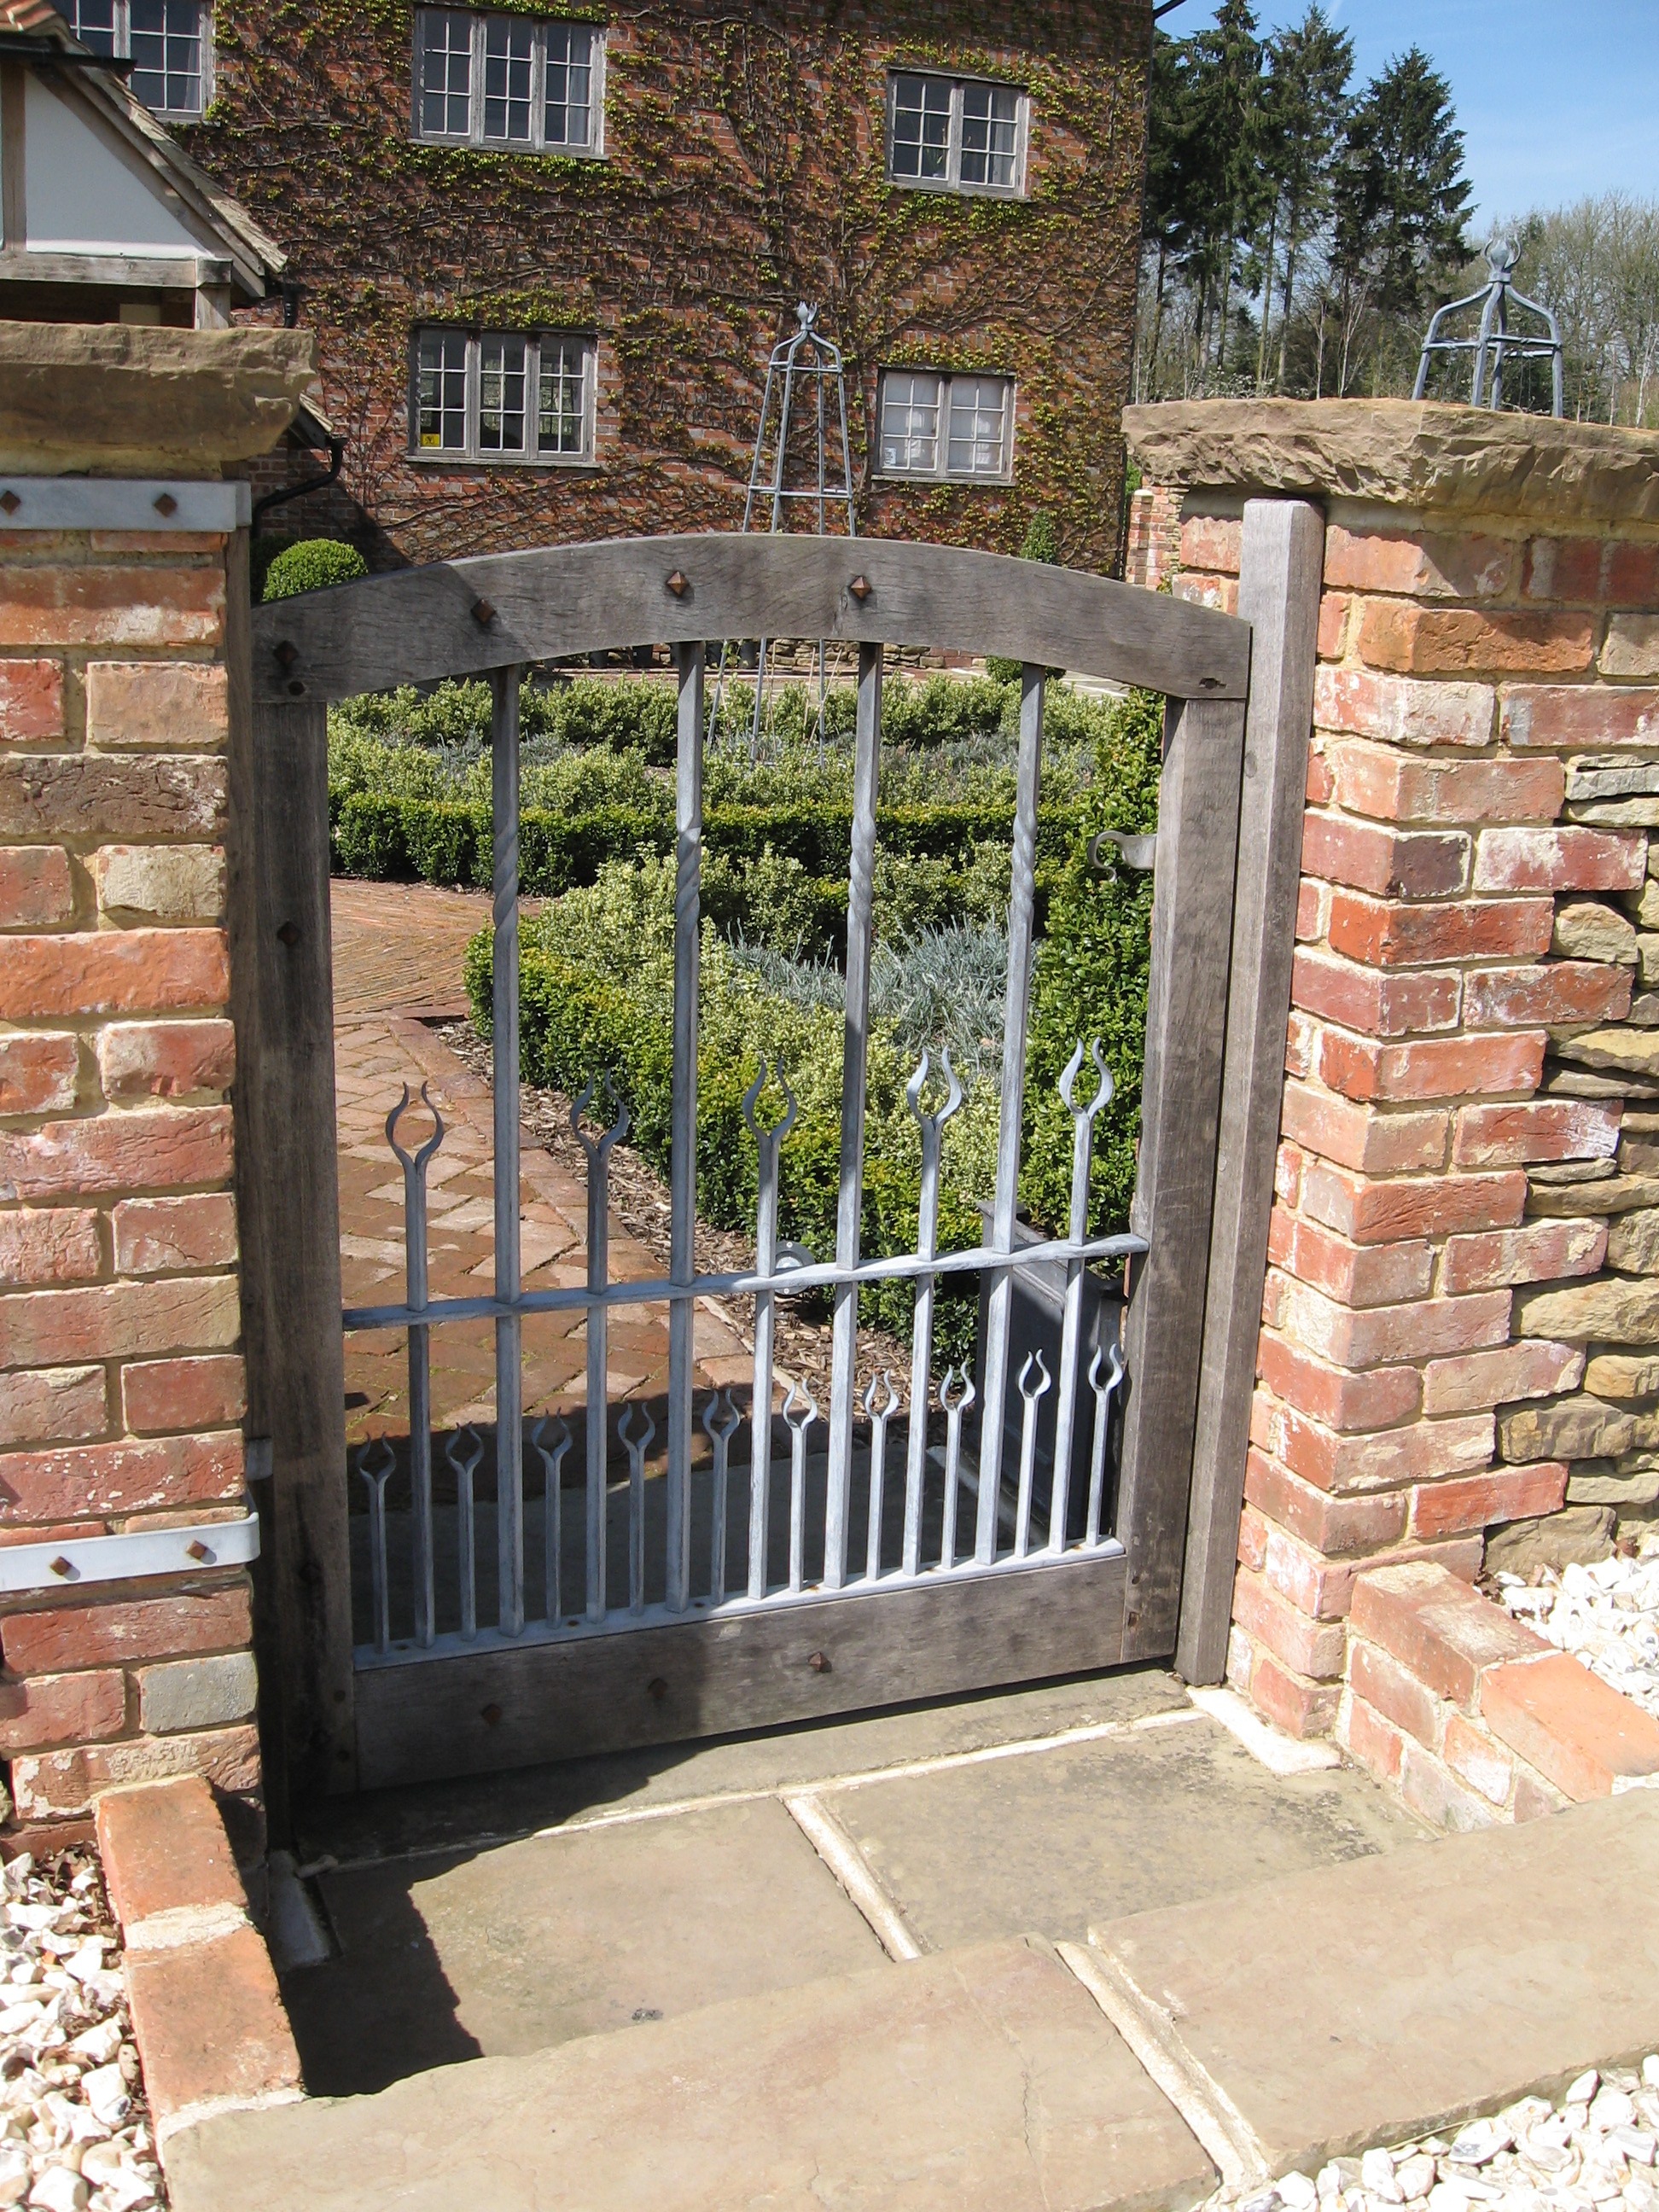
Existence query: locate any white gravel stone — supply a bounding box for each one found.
[1280,2173,1318,2209]
[0,1852,164,2212]
[1495,1536,1659,1716]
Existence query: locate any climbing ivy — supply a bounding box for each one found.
[190,0,1148,568]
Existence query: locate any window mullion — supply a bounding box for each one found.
[947,82,963,189]
[527,335,541,459]
[466,333,480,463]
[470,15,486,145]
[530,26,545,151]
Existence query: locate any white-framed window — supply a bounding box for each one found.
[55,0,212,118]
[876,370,1015,483]
[411,328,597,464]
[887,70,1027,195]
[413,9,603,152]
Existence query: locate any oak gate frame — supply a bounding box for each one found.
[233,511,1322,1803]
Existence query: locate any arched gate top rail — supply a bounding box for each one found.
[250,531,1252,706]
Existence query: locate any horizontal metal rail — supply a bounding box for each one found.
[342,1231,1146,1335]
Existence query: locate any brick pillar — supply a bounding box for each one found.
[0,325,311,1852]
[1123,398,1659,1741]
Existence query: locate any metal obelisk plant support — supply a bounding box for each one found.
[1414,239,1564,416]
[717,302,858,755]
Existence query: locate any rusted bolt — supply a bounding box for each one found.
[664,569,688,597]
[807,1650,830,1674]
[153,492,179,518]
[480,1703,504,1727]
[276,921,300,947]
[847,575,872,602]
[471,597,497,627]
[274,640,298,670]
[185,1540,212,1562]
[0,491,20,516]
[647,1676,668,1701]
[47,1556,73,1579]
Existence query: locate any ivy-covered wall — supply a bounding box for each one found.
[189,0,1150,570]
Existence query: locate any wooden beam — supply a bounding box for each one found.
[1177,498,1324,1685]
[352,1551,1128,1789]
[250,534,1251,706]
[0,67,24,253]
[1114,692,1248,1662]
[239,696,356,1796]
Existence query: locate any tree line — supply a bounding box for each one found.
[1138,2,1659,427]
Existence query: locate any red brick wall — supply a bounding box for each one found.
[0,523,259,1848]
[1143,463,1659,1742]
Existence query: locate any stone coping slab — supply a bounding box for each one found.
[1088,1789,1659,2177]
[1121,399,1659,526]
[163,1936,1218,2212]
[0,324,314,476]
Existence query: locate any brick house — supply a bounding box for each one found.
[48,0,1154,569]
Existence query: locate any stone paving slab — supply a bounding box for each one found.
[282,1796,885,2096]
[1087,1787,1659,2177]
[166,1936,1218,2212]
[832,1710,1425,1950]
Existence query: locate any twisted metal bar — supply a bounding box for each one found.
[783,1381,818,1596]
[358,1437,397,1656]
[1051,1040,1114,1552]
[1013,1350,1052,1562]
[742,1060,798,1602]
[448,1425,483,1642]
[702,1389,742,1605]
[573,1074,630,1622]
[386,1084,444,1647]
[863,1371,899,1583]
[619,1402,656,1616]
[530,1415,571,1625]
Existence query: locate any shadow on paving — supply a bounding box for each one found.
[282,1666,1425,2098]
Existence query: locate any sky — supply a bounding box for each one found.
[1174,0,1659,229]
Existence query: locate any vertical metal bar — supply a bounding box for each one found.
[975,664,1045,1563]
[1013,1351,1050,1559]
[1049,1043,1112,1552]
[532,1417,570,1626]
[863,1373,896,1582]
[743,1065,795,1601]
[358,1441,394,1656]
[940,1368,975,1570]
[704,1391,739,1604]
[783,1382,817,1595]
[824,640,882,1589]
[576,1080,629,1621]
[1085,1343,1124,1548]
[387,1086,443,1649]
[903,1054,961,1579]
[666,644,704,1613]
[451,1426,480,1641]
[491,665,525,1638]
[620,1403,655,1615]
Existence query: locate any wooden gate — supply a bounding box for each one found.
[234,518,1322,1801]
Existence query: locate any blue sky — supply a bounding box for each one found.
[1174,0,1659,227]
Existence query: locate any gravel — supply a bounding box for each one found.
[1232,2058,1659,2212]
[1492,1531,1659,1719]
[0,1847,164,2212]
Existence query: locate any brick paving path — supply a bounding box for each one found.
[331,883,749,1460]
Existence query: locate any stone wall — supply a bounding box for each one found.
[0,324,310,1854]
[185,0,1148,571]
[1123,398,1659,1747]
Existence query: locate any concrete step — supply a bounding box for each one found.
[163,1935,1218,2212]
[1083,1784,1659,2183]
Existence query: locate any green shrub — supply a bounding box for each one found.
[261,538,368,601]
[1021,688,1162,1239]
[987,512,1062,684]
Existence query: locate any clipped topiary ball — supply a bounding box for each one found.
[261,538,369,602]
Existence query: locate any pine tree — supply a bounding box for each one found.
[1254,8,1353,392]
[1336,48,1472,330]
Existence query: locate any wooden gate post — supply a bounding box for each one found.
[1177,498,1325,1684]
[1115,694,1249,1659]
[236,695,357,1795]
